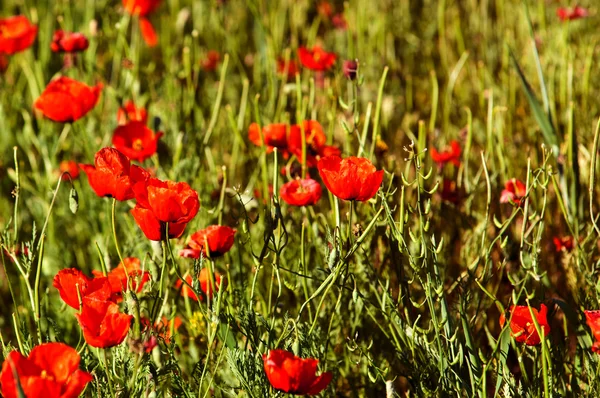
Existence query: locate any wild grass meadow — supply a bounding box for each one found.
[0,0,599,396]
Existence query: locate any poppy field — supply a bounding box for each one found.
[2,0,600,396]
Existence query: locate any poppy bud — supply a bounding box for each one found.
[343,60,358,80]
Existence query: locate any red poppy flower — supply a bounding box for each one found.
[53,268,112,310]
[248,122,288,152]
[131,177,199,240]
[79,147,147,201]
[0,16,37,55]
[318,156,384,202]
[298,46,336,71]
[280,178,322,207]
[585,310,600,352]
[130,205,188,241]
[288,121,340,167]
[59,160,80,181]
[202,50,221,71]
[557,6,588,21]
[50,30,89,53]
[117,100,148,125]
[34,76,102,123]
[263,349,332,395]
[175,268,225,301]
[431,140,461,167]
[92,257,150,302]
[0,342,93,398]
[112,121,162,162]
[499,304,550,346]
[500,178,526,206]
[133,178,200,224]
[277,58,300,80]
[180,225,236,259]
[76,297,132,348]
[553,236,575,252]
[122,0,161,46]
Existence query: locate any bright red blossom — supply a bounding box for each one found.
[280,178,322,206]
[92,257,150,302]
[80,147,148,201]
[180,225,236,258]
[50,30,89,53]
[248,123,288,151]
[431,140,461,167]
[53,268,112,310]
[500,178,526,206]
[298,46,336,71]
[557,6,588,21]
[288,121,340,167]
[117,101,148,125]
[175,268,225,301]
[584,310,600,352]
[76,297,132,348]
[0,343,93,398]
[0,16,37,55]
[499,304,550,346]
[263,349,332,395]
[132,177,200,241]
[34,77,102,123]
[112,121,163,162]
[318,156,384,202]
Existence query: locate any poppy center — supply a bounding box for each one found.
[40,370,53,380]
[132,138,144,151]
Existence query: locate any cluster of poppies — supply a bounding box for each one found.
[53,258,149,348]
[249,120,384,207]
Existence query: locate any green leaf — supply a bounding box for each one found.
[509,49,559,157]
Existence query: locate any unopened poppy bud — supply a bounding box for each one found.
[343,60,358,80]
